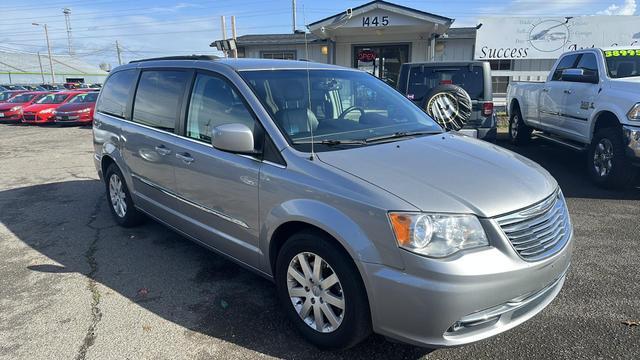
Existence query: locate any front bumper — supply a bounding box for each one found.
[362,226,572,347]
[622,125,640,163]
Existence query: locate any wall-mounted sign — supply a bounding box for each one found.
[357,49,377,62]
[475,16,640,60]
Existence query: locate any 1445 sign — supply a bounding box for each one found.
[362,16,389,27]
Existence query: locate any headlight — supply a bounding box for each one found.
[10,106,21,112]
[78,107,91,113]
[388,212,488,257]
[40,108,54,114]
[627,103,640,121]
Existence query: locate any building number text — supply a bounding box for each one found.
[362,16,389,27]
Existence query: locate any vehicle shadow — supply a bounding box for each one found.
[497,137,640,200]
[0,180,432,360]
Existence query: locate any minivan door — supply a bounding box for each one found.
[121,69,191,215]
[171,73,262,266]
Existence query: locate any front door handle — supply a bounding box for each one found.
[176,152,194,164]
[563,89,573,94]
[542,88,549,93]
[155,145,171,156]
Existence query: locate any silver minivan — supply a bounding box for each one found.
[93,56,572,350]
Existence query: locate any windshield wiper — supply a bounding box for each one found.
[364,131,441,143]
[294,139,366,146]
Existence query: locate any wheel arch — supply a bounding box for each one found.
[590,110,621,141]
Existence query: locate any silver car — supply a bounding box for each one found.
[93,56,572,350]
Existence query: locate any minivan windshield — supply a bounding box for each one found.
[604,49,640,78]
[241,69,442,149]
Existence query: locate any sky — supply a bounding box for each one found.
[0,0,637,68]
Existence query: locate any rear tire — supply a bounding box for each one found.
[105,164,144,227]
[275,230,371,350]
[587,127,637,189]
[509,107,532,145]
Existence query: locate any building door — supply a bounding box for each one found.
[353,44,409,87]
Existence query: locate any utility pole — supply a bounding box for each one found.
[63,8,74,55]
[231,16,238,58]
[37,52,45,83]
[220,16,227,57]
[115,40,122,65]
[32,23,55,84]
[292,0,297,33]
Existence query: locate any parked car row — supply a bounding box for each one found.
[0,83,101,92]
[0,89,97,125]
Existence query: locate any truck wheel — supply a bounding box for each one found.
[423,84,472,131]
[275,230,371,349]
[588,127,637,189]
[508,108,532,145]
[105,164,145,227]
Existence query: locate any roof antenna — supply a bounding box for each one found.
[303,4,315,161]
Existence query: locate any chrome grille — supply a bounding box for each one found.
[496,191,571,261]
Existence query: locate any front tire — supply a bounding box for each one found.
[588,127,637,189]
[275,230,371,350]
[105,164,144,227]
[508,107,532,145]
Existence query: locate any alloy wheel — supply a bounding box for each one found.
[593,138,614,177]
[287,252,345,333]
[109,174,127,218]
[511,114,519,139]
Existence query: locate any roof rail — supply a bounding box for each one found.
[129,55,219,63]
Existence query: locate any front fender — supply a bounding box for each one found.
[260,199,404,274]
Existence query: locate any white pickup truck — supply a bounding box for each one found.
[507,47,640,188]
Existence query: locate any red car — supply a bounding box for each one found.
[0,90,28,104]
[22,91,88,124]
[0,91,50,122]
[54,92,98,125]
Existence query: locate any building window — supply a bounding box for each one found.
[261,50,296,60]
[492,76,510,95]
[489,60,512,71]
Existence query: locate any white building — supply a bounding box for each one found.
[227,0,640,105]
[0,50,108,85]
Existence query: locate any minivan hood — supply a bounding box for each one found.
[317,133,557,218]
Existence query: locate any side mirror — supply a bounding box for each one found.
[211,123,256,154]
[561,68,598,84]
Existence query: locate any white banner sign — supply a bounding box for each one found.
[474,16,640,60]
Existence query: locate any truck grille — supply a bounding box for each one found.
[496,190,571,261]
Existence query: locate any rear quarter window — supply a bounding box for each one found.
[132,70,190,132]
[96,69,137,119]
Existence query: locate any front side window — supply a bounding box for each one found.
[186,74,257,143]
[97,69,137,118]
[132,70,190,132]
[552,54,579,81]
[603,49,640,78]
[241,69,442,151]
[36,93,70,104]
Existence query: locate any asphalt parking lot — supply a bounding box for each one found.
[1,124,638,360]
